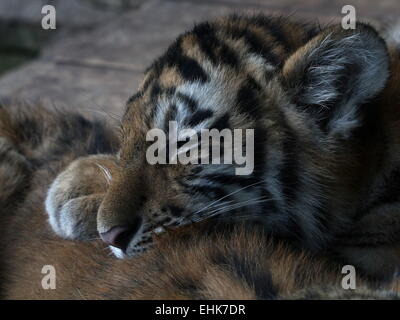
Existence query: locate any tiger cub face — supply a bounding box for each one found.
[47,16,392,258]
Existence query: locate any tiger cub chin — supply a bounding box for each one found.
[46,15,400,278]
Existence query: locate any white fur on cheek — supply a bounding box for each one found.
[109,246,126,259]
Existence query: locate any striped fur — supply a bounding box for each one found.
[45,15,400,279]
[0,104,399,299]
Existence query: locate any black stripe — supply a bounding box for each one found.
[211,113,230,130]
[149,85,177,102]
[219,43,240,68]
[150,82,162,99]
[236,77,263,119]
[187,109,214,126]
[275,111,301,208]
[191,166,203,175]
[127,91,143,104]
[186,184,227,200]
[211,251,278,300]
[279,132,300,205]
[192,23,220,64]
[150,37,209,84]
[163,104,177,131]
[176,54,209,83]
[252,126,268,178]
[167,205,185,217]
[204,172,259,189]
[223,24,280,66]
[140,72,156,93]
[174,277,202,298]
[176,92,198,112]
[164,87,177,96]
[274,115,310,245]
[252,15,293,52]
[192,22,239,68]
[148,87,177,122]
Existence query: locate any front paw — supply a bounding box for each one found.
[45,155,116,241]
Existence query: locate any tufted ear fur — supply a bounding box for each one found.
[384,20,400,49]
[281,23,389,135]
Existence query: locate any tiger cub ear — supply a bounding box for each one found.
[281,23,389,134]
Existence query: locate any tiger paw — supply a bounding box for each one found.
[45,154,117,240]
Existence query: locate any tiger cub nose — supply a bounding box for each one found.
[100,217,142,251]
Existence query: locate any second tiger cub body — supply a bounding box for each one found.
[46,15,400,278]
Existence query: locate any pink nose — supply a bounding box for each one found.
[100,218,142,250]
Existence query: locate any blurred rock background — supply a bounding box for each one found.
[0,0,398,120]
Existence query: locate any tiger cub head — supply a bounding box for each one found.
[96,19,391,257]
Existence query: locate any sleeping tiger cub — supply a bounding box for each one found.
[0,103,399,299]
[45,15,400,279]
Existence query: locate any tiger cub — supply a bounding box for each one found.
[0,104,399,299]
[45,15,400,279]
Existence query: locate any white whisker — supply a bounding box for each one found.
[191,180,265,216]
[95,163,112,185]
[192,196,277,223]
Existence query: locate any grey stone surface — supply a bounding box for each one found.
[0,0,237,118]
[0,0,145,28]
[0,0,397,121]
